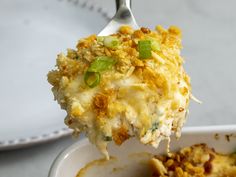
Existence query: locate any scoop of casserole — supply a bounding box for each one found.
[48,25,192,158]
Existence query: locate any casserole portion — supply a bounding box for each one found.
[150,144,236,177]
[48,25,192,158]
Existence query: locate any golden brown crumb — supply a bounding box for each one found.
[168,26,182,37]
[119,25,134,35]
[93,93,108,117]
[142,67,167,92]
[76,35,97,49]
[132,30,144,38]
[150,144,236,177]
[150,158,167,176]
[141,27,151,34]
[112,126,130,145]
[178,107,184,112]
[204,153,214,174]
[47,70,62,87]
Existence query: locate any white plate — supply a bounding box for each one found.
[48,125,236,177]
[0,0,108,150]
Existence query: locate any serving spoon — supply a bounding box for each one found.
[98,0,139,36]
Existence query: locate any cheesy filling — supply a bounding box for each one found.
[48,26,192,158]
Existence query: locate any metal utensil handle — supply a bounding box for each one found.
[115,0,131,11]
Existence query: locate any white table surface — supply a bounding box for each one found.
[1,0,236,177]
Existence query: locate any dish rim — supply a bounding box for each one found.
[48,124,236,177]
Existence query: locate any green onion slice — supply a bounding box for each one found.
[138,40,152,59]
[151,40,161,51]
[84,71,100,88]
[103,36,120,49]
[88,56,116,72]
[146,37,161,52]
[97,36,104,43]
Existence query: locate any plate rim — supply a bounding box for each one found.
[0,128,72,151]
[0,0,109,150]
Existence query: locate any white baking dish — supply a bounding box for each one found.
[48,125,236,177]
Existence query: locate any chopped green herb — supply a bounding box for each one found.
[84,56,116,88]
[138,40,152,59]
[151,122,159,132]
[88,56,116,72]
[84,71,100,88]
[151,40,161,51]
[103,36,120,49]
[103,135,112,141]
[146,37,161,52]
[97,36,104,43]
